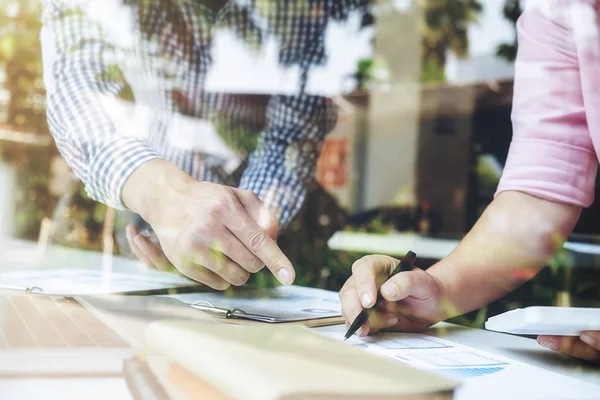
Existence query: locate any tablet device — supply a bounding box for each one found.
[485,307,600,336]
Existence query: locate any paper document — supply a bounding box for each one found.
[165,285,341,322]
[321,332,511,380]
[320,331,600,399]
[0,269,196,296]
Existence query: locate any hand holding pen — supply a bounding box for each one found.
[339,251,446,339]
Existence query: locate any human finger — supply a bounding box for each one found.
[351,255,399,308]
[225,208,295,285]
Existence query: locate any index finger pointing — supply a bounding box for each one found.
[226,213,295,285]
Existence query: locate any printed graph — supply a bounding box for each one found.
[435,366,506,381]
[405,351,509,368]
[363,334,454,350]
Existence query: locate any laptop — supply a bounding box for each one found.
[0,292,210,377]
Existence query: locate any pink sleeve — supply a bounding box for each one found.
[496,2,598,207]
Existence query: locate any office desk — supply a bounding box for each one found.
[0,377,132,400]
[1,238,599,399]
[0,238,147,400]
[0,237,145,274]
[3,324,598,400]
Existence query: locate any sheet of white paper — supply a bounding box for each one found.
[0,269,196,296]
[165,285,341,321]
[319,331,600,399]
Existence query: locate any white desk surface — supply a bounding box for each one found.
[328,231,600,263]
[0,378,132,400]
[327,231,460,259]
[0,237,146,274]
[2,237,600,399]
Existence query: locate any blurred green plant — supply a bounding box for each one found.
[496,0,522,63]
[0,0,57,240]
[420,57,446,84]
[475,154,501,192]
[214,117,261,156]
[51,183,109,251]
[351,1,482,87]
[0,0,47,132]
[353,58,375,91]
[420,0,483,83]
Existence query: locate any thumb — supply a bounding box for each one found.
[380,269,438,302]
[581,331,600,351]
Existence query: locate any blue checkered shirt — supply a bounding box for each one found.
[40,0,370,226]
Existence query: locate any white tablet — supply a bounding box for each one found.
[485,307,600,336]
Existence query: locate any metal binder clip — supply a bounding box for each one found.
[190,301,278,322]
[0,284,43,294]
[190,300,245,319]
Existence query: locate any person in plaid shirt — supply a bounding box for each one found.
[41,0,367,289]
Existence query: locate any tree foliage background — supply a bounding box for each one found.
[0,0,57,240]
[420,0,483,83]
[354,0,484,86]
[496,0,522,63]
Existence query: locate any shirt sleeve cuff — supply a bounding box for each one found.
[87,137,163,210]
[495,138,598,207]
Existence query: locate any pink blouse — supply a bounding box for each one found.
[496,0,600,207]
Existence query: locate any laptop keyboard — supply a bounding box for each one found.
[0,296,130,348]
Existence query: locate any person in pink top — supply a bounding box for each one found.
[339,0,600,363]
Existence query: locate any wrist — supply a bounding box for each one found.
[427,259,462,320]
[122,159,192,224]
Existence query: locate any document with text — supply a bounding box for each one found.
[320,331,600,400]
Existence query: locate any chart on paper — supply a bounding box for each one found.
[319,331,600,399]
[352,334,453,350]
[320,332,509,382]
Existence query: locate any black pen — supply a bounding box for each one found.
[343,250,417,340]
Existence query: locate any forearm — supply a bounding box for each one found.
[121,159,192,224]
[44,0,162,209]
[428,191,581,318]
